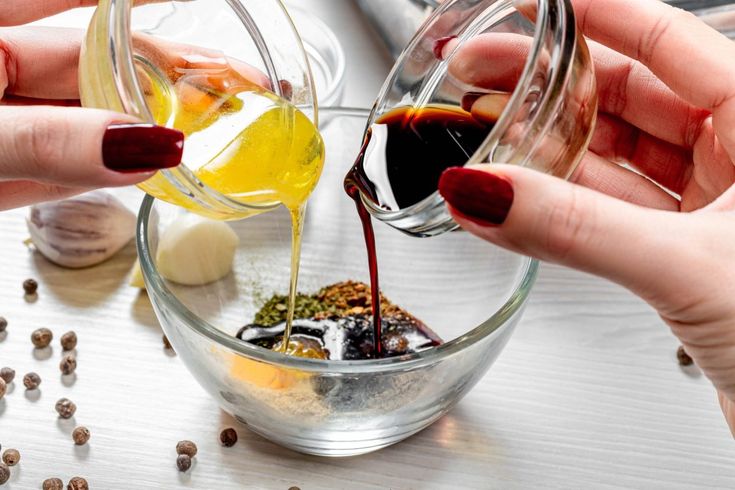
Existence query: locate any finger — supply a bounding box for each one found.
[572,151,680,211]
[0,0,96,26]
[589,113,692,195]
[0,180,89,211]
[437,164,689,301]
[0,27,83,99]
[440,33,710,150]
[571,0,735,161]
[0,105,183,187]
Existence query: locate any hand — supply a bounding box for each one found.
[0,1,186,211]
[437,0,735,433]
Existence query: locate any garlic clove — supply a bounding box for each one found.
[156,215,239,286]
[129,261,146,289]
[27,191,136,269]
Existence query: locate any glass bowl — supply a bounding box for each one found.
[356,0,598,237]
[137,110,538,457]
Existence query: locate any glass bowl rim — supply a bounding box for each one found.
[136,109,539,374]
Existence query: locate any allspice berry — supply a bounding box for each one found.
[0,378,5,400]
[677,345,694,366]
[60,355,77,375]
[23,372,41,390]
[1,449,19,466]
[219,428,238,447]
[55,398,77,419]
[72,426,90,446]
[176,454,192,472]
[0,463,9,485]
[162,334,172,350]
[42,478,64,490]
[67,476,88,490]
[60,331,77,351]
[176,440,197,458]
[23,278,38,295]
[0,317,7,332]
[0,367,15,384]
[31,328,53,348]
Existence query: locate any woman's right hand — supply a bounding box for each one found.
[437,0,735,434]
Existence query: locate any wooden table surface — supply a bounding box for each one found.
[2,1,735,488]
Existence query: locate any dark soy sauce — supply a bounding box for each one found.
[344,104,493,357]
[238,315,443,360]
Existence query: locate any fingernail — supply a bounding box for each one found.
[102,124,184,173]
[438,167,514,226]
[433,35,457,60]
[461,92,485,112]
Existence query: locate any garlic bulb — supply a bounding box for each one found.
[27,191,136,269]
[156,215,239,286]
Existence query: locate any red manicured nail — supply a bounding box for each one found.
[461,92,485,112]
[433,35,457,60]
[439,167,514,226]
[102,124,184,173]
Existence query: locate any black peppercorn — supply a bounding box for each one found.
[72,426,90,446]
[23,278,38,295]
[60,355,77,375]
[0,367,15,384]
[0,463,9,485]
[1,449,19,466]
[67,476,88,490]
[31,328,53,348]
[43,478,64,490]
[55,398,77,419]
[23,372,41,390]
[677,345,693,366]
[0,316,7,332]
[176,440,197,458]
[219,428,238,447]
[176,454,192,472]
[60,331,77,351]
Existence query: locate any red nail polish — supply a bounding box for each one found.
[461,92,485,112]
[433,35,457,60]
[102,124,184,173]
[438,167,514,226]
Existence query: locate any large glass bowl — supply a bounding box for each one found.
[137,110,538,457]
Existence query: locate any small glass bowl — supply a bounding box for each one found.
[80,0,322,220]
[137,110,538,456]
[357,0,598,236]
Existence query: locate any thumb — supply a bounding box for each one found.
[438,164,687,301]
[0,105,184,187]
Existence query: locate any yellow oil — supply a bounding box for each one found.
[138,56,324,355]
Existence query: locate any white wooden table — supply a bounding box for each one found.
[2,1,735,488]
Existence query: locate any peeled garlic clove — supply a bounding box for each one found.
[156,215,239,286]
[129,261,146,289]
[27,191,136,269]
